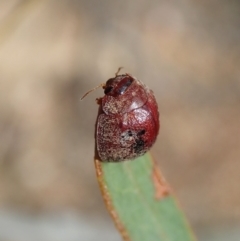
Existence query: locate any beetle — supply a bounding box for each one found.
[94,72,160,162]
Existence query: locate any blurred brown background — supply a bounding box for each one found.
[0,0,240,240]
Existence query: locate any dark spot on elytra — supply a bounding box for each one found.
[128,130,133,136]
[133,138,145,154]
[137,129,145,136]
[121,130,133,138]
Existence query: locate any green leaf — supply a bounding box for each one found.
[95,152,197,241]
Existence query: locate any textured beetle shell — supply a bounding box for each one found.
[96,74,159,162]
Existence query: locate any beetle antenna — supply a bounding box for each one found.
[115,67,123,76]
[80,83,105,100]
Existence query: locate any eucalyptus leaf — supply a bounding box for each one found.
[95,152,197,241]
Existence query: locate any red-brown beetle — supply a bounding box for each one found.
[95,73,160,162]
